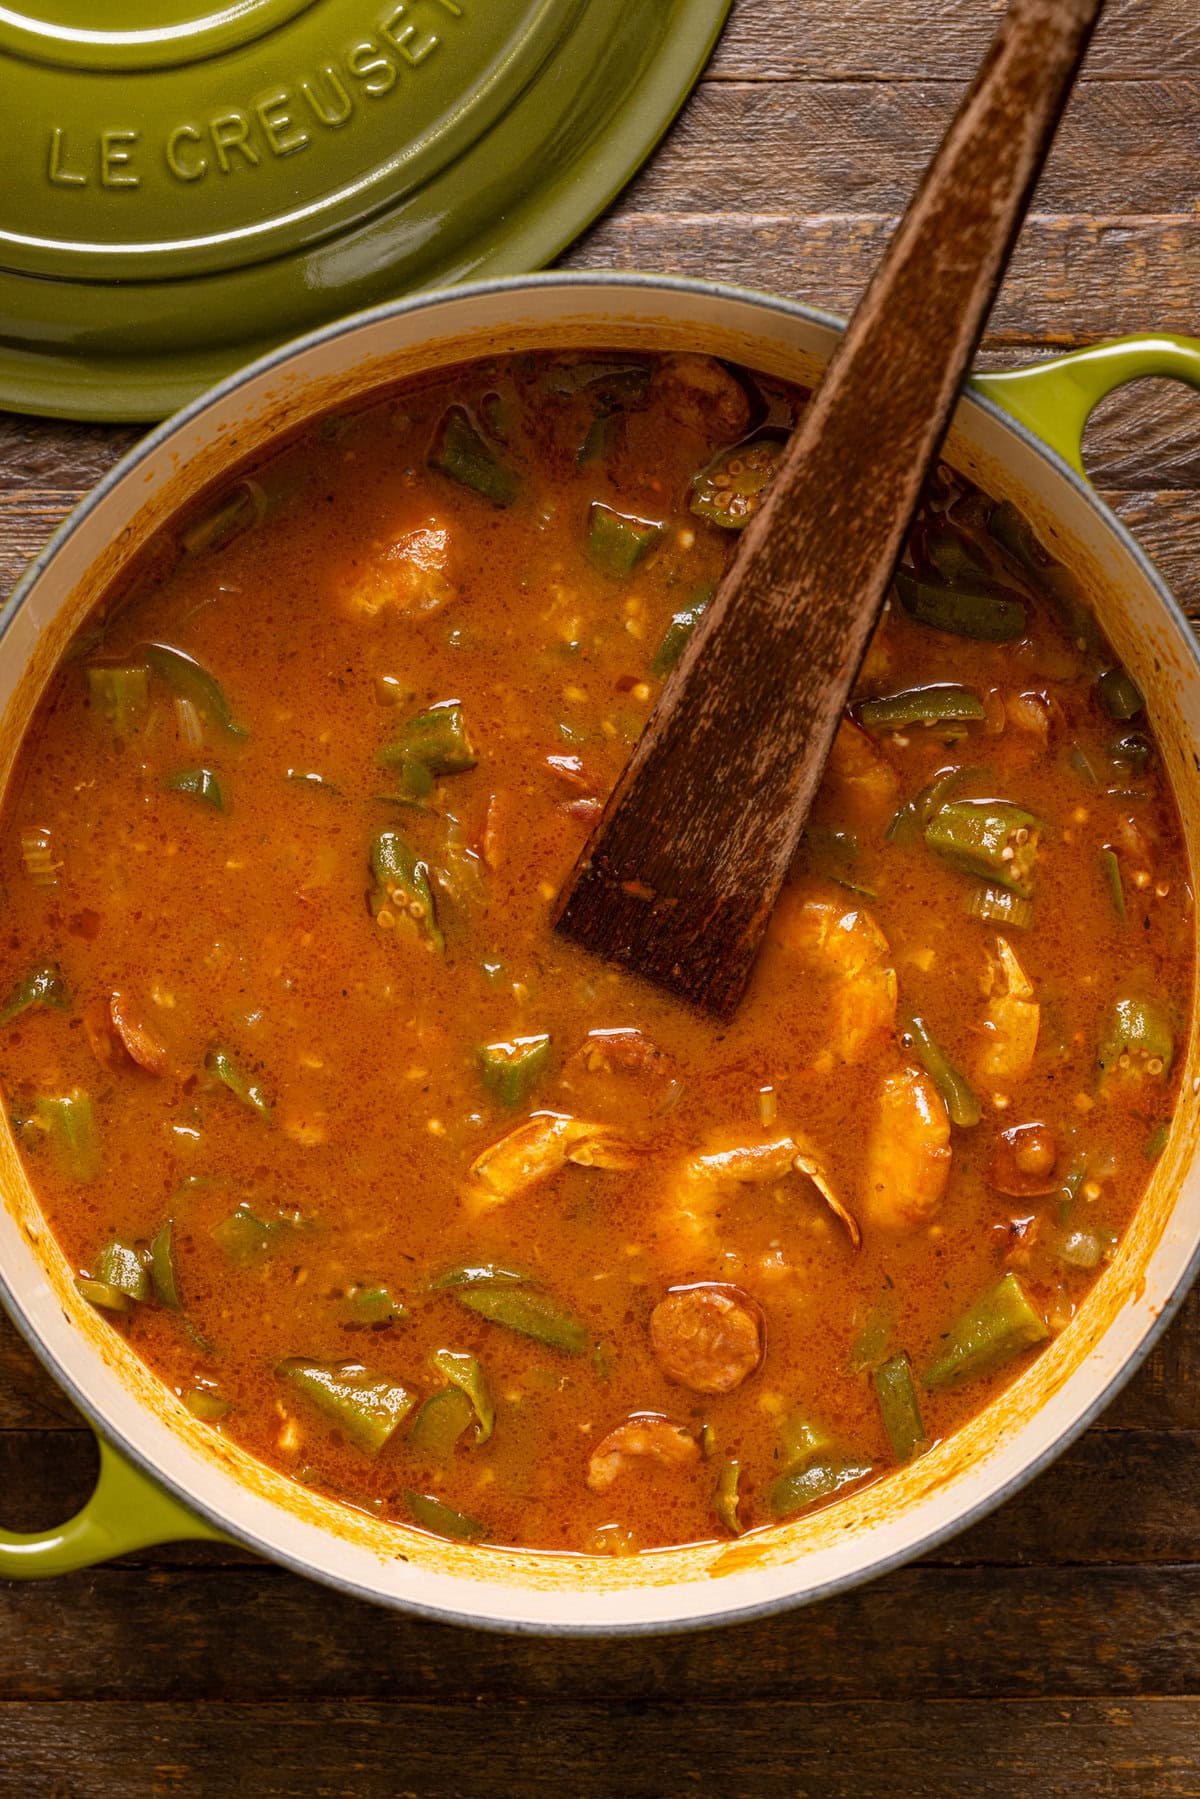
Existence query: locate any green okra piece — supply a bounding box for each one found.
[429,406,519,507]
[895,569,1027,642]
[205,1045,271,1115]
[431,1348,495,1443]
[97,1238,149,1303]
[410,1386,474,1458]
[150,1219,182,1310]
[35,1090,100,1182]
[1097,666,1143,721]
[965,885,1033,930]
[0,962,70,1030]
[405,1490,487,1541]
[584,502,661,578]
[1098,994,1173,1079]
[277,1359,417,1455]
[476,1035,551,1108]
[338,1283,408,1327]
[858,685,985,732]
[369,832,444,952]
[455,1283,588,1355]
[924,1272,1048,1390]
[144,643,248,739]
[87,664,150,736]
[874,1352,927,1463]
[690,437,782,529]
[904,1014,981,1128]
[714,1459,743,1535]
[651,582,714,676]
[924,798,1041,897]
[768,1453,874,1520]
[164,766,225,812]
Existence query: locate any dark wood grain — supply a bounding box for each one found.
[557,0,1105,1014]
[2,1,1199,1792]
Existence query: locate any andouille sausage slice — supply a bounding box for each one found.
[650,1285,765,1394]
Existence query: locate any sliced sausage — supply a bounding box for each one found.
[649,1284,764,1394]
[586,1415,699,1493]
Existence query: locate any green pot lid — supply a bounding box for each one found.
[0,0,729,421]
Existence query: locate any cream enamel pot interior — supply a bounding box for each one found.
[1,275,1199,1633]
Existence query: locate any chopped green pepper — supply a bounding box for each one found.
[87,663,150,735]
[904,1014,981,1127]
[924,798,1041,897]
[455,1283,587,1354]
[183,1387,231,1422]
[164,766,225,812]
[35,1090,99,1182]
[895,569,1027,642]
[1098,994,1173,1078]
[277,1359,417,1454]
[714,1459,742,1534]
[75,1275,131,1314]
[584,502,661,578]
[97,1238,149,1302]
[150,1220,182,1310]
[768,1453,874,1520]
[338,1283,408,1328]
[410,1386,474,1458]
[369,832,444,952]
[651,582,714,676]
[431,1348,495,1443]
[858,685,985,732]
[777,1410,834,1469]
[428,405,519,507]
[405,1490,487,1541]
[379,703,477,794]
[874,1352,927,1462]
[965,884,1034,930]
[1097,666,1144,721]
[689,437,782,528]
[1100,847,1126,924]
[205,1045,271,1115]
[0,962,70,1030]
[144,643,248,739]
[924,1272,1048,1389]
[476,1035,551,1108]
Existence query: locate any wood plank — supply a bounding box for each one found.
[0,1698,1197,1797]
[626,83,1200,217]
[710,0,1200,82]
[2,1562,1200,1703]
[568,212,1200,351]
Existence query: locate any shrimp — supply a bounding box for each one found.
[768,881,897,1068]
[338,521,453,619]
[977,936,1040,1085]
[650,1285,764,1394]
[467,1111,640,1211]
[586,1415,699,1493]
[663,1135,860,1267]
[818,720,899,832]
[864,1065,951,1232]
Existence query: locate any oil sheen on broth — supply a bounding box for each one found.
[0,351,1191,1554]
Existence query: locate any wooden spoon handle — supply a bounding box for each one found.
[555,0,1106,1017]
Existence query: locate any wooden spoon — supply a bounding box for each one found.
[554,0,1106,1018]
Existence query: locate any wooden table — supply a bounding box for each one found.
[2,2,1199,1791]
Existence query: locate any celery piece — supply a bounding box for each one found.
[205,1045,271,1115]
[410,1386,474,1458]
[904,1014,981,1127]
[476,1035,551,1108]
[97,1238,149,1303]
[651,581,715,676]
[714,1459,743,1535]
[874,1352,927,1462]
[584,502,661,578]
[338,1283,408,1328]
[369,832,444,953]
[150,1220,182,1310]
[768,1453,873,1520]
[1098,994,1174,1079]
[924,798,1041,897]
[455,1284,587,1355]
[690,437,782,529]
[144,643,248,740]
[1097,666,1143,721]
[87,664,150,736]
[859,685,985,731]
[164,766,225,812]
[431,1348,494,1442]
[429,405,519,507]
[895,569,1027,642]
[277,1359,417,1455]
[1100,847,1126,924]
[35,1091,99,1182]
[405,1490,487,1541]
[924,1272,1048,1389]
[0,962,70,1030]
[76,1275,131,1314]
[965,885,1033,930]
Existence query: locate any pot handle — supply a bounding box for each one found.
[0,1434,225,1577]
[972,334,1200,477]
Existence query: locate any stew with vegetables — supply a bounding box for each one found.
[0,349,1191,1554]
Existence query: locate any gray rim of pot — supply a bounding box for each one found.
[1,270,1198,1636]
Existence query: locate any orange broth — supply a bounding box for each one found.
[0,350,1191,1553]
